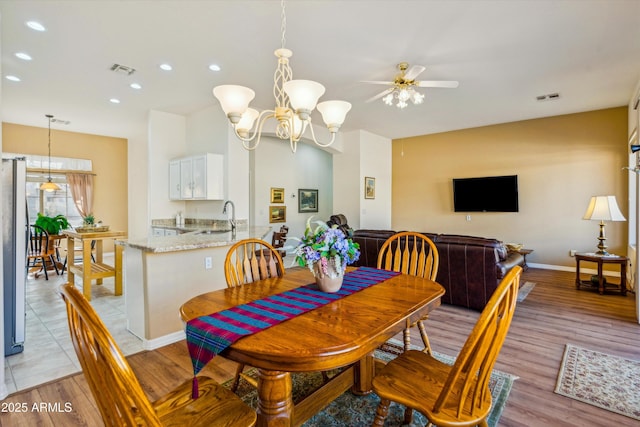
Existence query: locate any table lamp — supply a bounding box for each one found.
[582,195,626,255]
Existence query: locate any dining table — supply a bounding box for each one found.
[179,266,445,427]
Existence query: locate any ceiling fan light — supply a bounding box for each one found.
[397,100,408,109]
[383,93,394,105]
[212,85,255,123]
[317,100,352,131]
[283,80,325,114]
[398,88,410,102]
[413,92,425,104]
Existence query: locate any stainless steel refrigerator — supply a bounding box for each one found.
[2,158,27,356]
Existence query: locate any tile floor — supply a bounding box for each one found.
[3,257,143,394]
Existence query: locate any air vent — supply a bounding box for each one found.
[110,63,136,75]
[536,92,560,102]
[51,118,70,125]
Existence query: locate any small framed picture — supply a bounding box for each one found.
[298,189,319,213]
[364,177,376,199]
[269,205,286,223]
[270,187,285,204]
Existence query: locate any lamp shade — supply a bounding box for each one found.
[212,85,255,118]
[583,195,626,222]
[283,80,325,112]
[236,108,259,131]
[40,180,61,192]
[317,100,352,127]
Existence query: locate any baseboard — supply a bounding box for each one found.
[141,330,186,350]
[529,262,621,278]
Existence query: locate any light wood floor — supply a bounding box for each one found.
[1,268,638,426]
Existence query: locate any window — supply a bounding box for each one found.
[26,178,83,227]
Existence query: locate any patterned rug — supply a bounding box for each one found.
[517,281,536,302]
[226,339,517,426]
[555,344,640,421]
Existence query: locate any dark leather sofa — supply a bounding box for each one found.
[351,229,524,311]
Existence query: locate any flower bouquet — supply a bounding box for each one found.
[292,217,360,292]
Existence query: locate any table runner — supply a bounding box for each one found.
[186,266,400,397]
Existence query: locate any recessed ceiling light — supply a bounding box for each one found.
[6,75,21,82]
[110,98,121,104]
[130,83,142,90]
[15,52,32,61]
[26,21,46,32]
[209,64,221,71]
[159,64,173,71]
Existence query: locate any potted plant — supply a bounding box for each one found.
[35,213,70,236]
[83,214,95,227]
[292,217,360,292]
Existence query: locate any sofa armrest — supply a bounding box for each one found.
[497,251,525,279]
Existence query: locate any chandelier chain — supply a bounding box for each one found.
[280,0,286,50]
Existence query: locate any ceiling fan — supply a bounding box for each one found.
[363,62,459,108]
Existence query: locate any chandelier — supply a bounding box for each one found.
[212,0,351,152]
[40,114,61,192]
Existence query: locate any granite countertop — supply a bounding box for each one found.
[117,226,271,253]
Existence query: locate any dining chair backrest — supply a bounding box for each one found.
[434,265,521,419]
[59,282,164,425]
[224,238,285,287]
[377,231,439,280]
[28,224,50,258]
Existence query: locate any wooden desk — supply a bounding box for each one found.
[180,267,445,427]
[575,252,628,296]
[64,230,126,301]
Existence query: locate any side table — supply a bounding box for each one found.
[574,252,628,296]
[516,248,534,271]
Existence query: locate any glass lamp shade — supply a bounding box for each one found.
[40,180,61,192]
[236,108,259,132]
[317,100,352,128]
[283,80,325,113]
[212,85,255,121]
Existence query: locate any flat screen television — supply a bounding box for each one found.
[452,175,519,212]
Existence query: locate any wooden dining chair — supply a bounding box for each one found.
[59,283,256,427]
[26,224,59,280]
[377,231,439,354]
[371,265,522,427]
[224,238,285,287]
[224,238,286,391]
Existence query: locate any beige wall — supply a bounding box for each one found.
[2,122,128,249]
[392,107,628,268]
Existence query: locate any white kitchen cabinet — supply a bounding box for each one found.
[169,153,224,200]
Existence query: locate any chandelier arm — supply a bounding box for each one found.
[233,109,276,144]
[305,120,337,148]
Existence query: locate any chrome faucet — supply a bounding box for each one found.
[223,200,236,237]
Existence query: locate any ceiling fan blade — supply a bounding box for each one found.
[361,80,394,86]
[417,80,459,88]
[404,65,426,81]
[366,88,394,103]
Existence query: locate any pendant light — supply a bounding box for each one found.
[40,114,61,192]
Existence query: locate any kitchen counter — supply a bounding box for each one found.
[119,225,274,349]
[118,226,271,253]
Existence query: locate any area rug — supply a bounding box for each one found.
[555,343,640,421]
[227,339,517,426]
[517,281,536,302]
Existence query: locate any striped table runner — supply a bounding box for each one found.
[186,266,400,397]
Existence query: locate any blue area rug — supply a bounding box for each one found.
[227,339,517,426]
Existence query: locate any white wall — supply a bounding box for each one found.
[147,110,187,226]
[252,137,333,246]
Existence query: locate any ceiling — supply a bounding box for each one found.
[2,0,640,143]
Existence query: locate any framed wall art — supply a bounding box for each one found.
[364,177,376,199]
[298,189,319,213]
[269,205,286,223]
[270,187,285,204]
